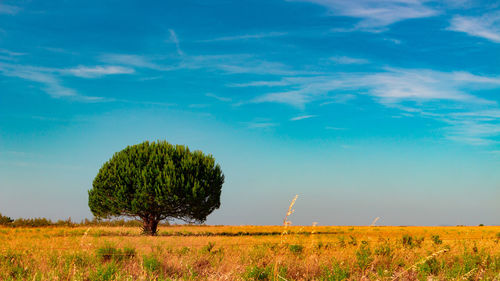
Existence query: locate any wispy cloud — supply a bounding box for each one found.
[100,54,172,71]
[0,4,20,15]
[247,68,500,145]
[245,121,278,129]
[198,32,287,42]
[448,12,500,43]
[168,29,184,56]
[100,53,304,76]
[66,65,135,78]
[290,115,317,121]
[329,56,369,64]
[206,93,231,102]
[252,68,499,108]
[325,126,345,130]
[0,48,25,56]
[291,0,438,31]
[0,62,103,101]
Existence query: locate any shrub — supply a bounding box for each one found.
[89,263,118,281]
[431,235,443,245]
[356,244,373,270]
[320,261,350,281]
[122,247,136,259]
[202,242,216,253]
[402,234,424,248]
[96,244,122,262]
[96,244,135,262]
[0,213,13,226]
[143,254,161,273]
[418,257,441,276]
[244,265,271,280]
[374,244,392,256]
[289,244,304,254]
[11,218,53,227]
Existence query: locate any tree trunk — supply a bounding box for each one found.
[142,218,159,236]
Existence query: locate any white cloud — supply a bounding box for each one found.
[246,122,278,129]
[100,53,308,76]
[247,68,500,145]
[168,29,184,56]
[449,13,500,43]
[290,115,317,121]
[0,4,20,15]
[0,62,102,101]
[291,0,438,30]
[100,54,172,71]
[252,68,499,108]
[329,56,369,64]
[0,49,25,56]
[198,32,287,42]
[66,65,135,78]
[206,93,231,102]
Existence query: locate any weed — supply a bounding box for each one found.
[431,235,443,245]
[289,244,304,254]
[142,254,161,273]
[320,261,350,281]
[356,244,373,270]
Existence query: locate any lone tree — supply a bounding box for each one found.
[88,140,224,235]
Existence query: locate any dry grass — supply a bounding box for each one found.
[0,224,499,280]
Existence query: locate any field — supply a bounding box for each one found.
[0,225,499,280]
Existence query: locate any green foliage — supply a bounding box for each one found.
[320,261,350,281]
[402,234,424,248]
[96,244,136,262]
[89,262,119,281]
[356,244,373,270]
[12,217,53,227]
[88,140,224,235]
[418,257,441,277]
[244,265,271,280]
[0,213,13,226]
[431,235,443,245]
[142,254,161,273]
[202,242,216,253]
[289,244,304,254]
[348,235,357,246]
[374,243,392,256]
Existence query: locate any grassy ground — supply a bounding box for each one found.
[0,225,499,280]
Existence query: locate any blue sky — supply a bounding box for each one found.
[0,0,499,225]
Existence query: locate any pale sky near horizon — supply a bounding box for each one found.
[0,0,499,225]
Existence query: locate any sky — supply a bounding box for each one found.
[0,0,499,226]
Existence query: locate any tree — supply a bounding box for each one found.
[88,140,224,235]
[0,213,13,226]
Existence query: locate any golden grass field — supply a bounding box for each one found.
[0,225,499,280]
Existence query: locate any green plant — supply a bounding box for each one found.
[374,243,392,256]
[289,244,304,254]
[88,140,225,235]
[89,262,118,281]
[355,244,373,270]
[417,257,441,276]
[96,245,136,262]
[143,254,161,273]
[348,235,357,246]
[202,242,216,253]
[320,261,350,281]
[244,265,271,280]
[122,247,136,258]
[431,235,443,245]
[0,213,13,226]
[402,234,424,248]
[96,244,122,262]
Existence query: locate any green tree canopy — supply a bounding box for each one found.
[88,140,224,235]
